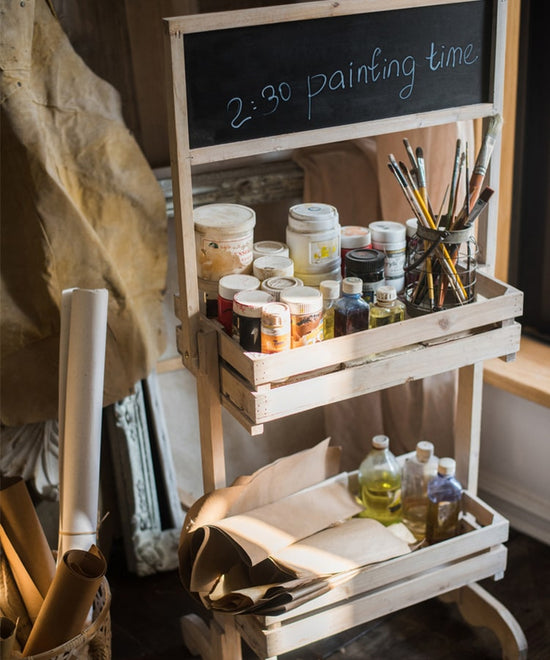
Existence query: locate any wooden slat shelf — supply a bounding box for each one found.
[235,491,508,658]
[176,273,523,432]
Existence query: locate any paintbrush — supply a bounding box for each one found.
[468,114,502,210]
[441,139,462,229]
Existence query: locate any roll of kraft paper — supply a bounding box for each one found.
[22,546,106,656]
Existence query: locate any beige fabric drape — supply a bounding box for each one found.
[0,0,167,425]
[293,122,475,465]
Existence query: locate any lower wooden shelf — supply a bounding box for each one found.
[233,492,508,658]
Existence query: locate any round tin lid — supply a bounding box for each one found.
[194,203,256,234]
[280,285,323,314]
[288,203,339,232]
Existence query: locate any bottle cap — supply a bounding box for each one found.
[261,302,291,328]
[261,276,303,299]
[416,440,435,463]
[372,434,389,449]
[253,255,294,280]
[288,203,339,232]
[342,277,363,295]
[218,274,260,300]
[253,240,289,259]
[375,285,397,303]
[341,225,371,249]
[280,286,323,314]
[233,290,274,318]
[369,220,407,243]
[405,218,418,238]
[320,279,340,300]
[345,248,385,273]
[438,457,456,476]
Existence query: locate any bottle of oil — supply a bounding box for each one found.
[319,279,340,340]
[358,434,402,525]
[426,457,463,543]
[401,441,438,540]
[334,277,370,336]
[369,285,406,328]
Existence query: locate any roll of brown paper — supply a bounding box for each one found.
[22,546,106,657]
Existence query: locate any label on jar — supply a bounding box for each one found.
[290,310,323,347]
[309,238,339,265]
[197,235,253,280]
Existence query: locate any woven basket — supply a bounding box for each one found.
[23,577,111,660]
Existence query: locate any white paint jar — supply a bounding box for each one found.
[253,240,289,260]
[369,221,407,293]
[286,203,341,286]
[253,255,294,281]
[194,203,256,281]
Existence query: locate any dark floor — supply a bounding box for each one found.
[107,528,550,659]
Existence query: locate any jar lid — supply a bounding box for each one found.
[342,277,363,295]
[345,248,385,273]
[280,286,322,314]
[369,220,406,243]
[233,290,274,317]
[341,225,371,249]
[253,240,289,259]
[438,457,456,476]
[416,440,435,462]
[288,203,339,232]
[375,285,397,303]
[261,276,303,296]
[319,279,340,300]
[218,274,260,300]
[405,218,418,238]
[372,434,389,449]
[253,255,294,280]
[261,302,291,328]
[194,203,256,234]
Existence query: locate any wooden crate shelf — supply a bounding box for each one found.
[182,272,523,432]
[235,491,508,658]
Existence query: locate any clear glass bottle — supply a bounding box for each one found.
[369,285,406,328]
[334,277,370,337]
[401,441,439,540]
[426,457,463,544]
[319,279,340,340]
[358,434,402,525]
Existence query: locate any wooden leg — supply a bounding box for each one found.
[441,583,528,659]
[181,613,244,660]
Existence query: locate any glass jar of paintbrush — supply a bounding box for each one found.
[403,224,477,316]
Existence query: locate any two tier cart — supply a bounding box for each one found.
[163,1,527,657]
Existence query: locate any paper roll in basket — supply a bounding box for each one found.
[21,577,111,660]
[22,549,111,659]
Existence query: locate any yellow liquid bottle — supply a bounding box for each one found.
[358,434,402,525]
[369,285,406,328]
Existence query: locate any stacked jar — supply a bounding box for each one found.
[369,221,407,294]
[194,203,256,317]
[344,248,386,304]
[340,225,371,276]
[286,203,341,286]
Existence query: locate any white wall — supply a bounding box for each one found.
[479,383,550,546]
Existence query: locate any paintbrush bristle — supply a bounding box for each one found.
[487,113,503,138]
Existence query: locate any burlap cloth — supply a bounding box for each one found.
[0,0,167,425]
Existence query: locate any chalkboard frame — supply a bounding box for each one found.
[163,0,507,368]
[165,0,505,166]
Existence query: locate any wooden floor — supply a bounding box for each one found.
[107,528,550,659]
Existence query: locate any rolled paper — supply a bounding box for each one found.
[0,552,32,649]
[57,288,108,560]
[22,546,106,657]
[0,476,56,599]
[0,616,18,657]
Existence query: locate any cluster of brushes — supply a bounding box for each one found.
[388,114,502,310]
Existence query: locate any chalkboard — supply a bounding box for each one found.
[182,1,494,150]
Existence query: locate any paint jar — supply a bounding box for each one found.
[253,255,294,281]
[253,240,289,260]
[232,290,274,352]
[369,221,407,293]
[404,224,477,316]
[319,279,340,340]
[340,225,372,276]
[261,302,291,353]
[280,286,323,348]
[344,248,385,304]
[194,203,256,281]
[286,203,341,286]
[197,278,219,318]
[261,275,303,301]
[217,274,261,335]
